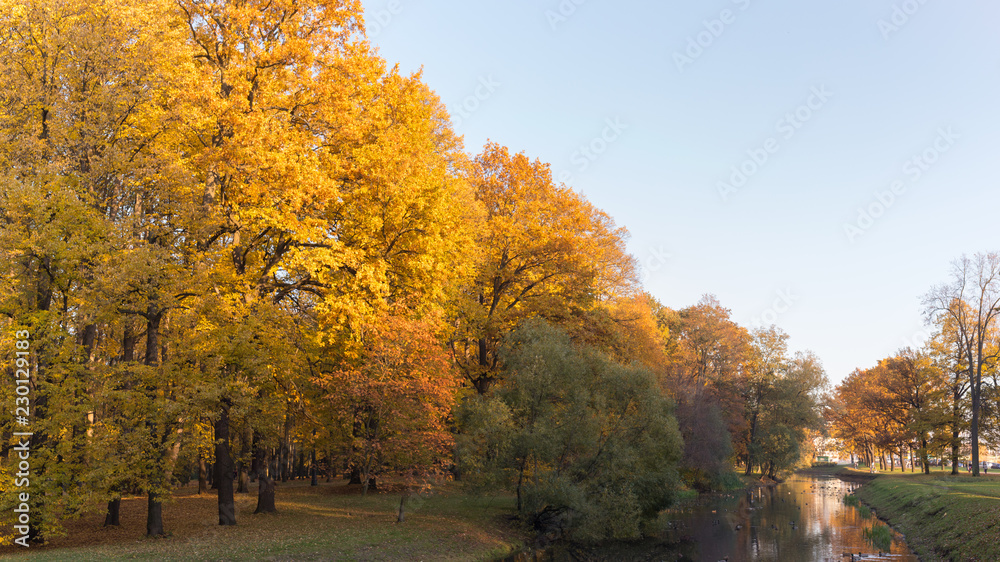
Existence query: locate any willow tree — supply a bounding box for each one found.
[456,320,682,542]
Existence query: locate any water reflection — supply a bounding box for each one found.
[660,474,918,562]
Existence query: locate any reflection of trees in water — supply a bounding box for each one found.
[647,476,917,562]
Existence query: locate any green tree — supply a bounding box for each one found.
[456,320,682,542]
[753,351,826,478]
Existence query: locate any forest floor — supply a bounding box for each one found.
[849,467,1000,561]
[0,479,525,561]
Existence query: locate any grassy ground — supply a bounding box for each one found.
[0,479,524,561]
[849,467,1000,561]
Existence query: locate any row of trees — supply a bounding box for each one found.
[829,253,1000,476]
[454,303,829,541]
[657,298,827,486]
[0,0,827,545]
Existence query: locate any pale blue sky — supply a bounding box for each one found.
[361,0,1000,383]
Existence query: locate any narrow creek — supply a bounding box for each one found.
[653,473,919,561]
[517,473,921,561]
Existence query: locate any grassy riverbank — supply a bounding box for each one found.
[0,480,524,561]
[850,468,1000,561]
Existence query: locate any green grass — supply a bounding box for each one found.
[798,464,847,476]
[863,524,892,551]
[854,471,1000,561]
[857,504,872,519]
[0,480,524,561]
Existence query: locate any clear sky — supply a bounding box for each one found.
[360,0,1000,384]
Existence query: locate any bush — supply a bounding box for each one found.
[864,524,892,551]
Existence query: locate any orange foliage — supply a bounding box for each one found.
[316,311,460,488]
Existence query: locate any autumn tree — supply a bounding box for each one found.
[924,252,1000,476]
[740,326,789,475]
[315,310,458,503]
[924,314,972,473]
[873,351,948,473]
[173,0,475,524]
[569,292,671,372]
[829,354,949,473]
[829,369,884,468]
[451,142,636,394]
[0,0,198,538]
[661,295,751,487]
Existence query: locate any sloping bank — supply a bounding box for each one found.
[852,471,1000,561]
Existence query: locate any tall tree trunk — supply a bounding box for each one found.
[310,447,318,486]
[397,490,410,523]
[951,427,961,475]
[972,381,981,476]
[123,317,138,363]
[199,454,208,494]
[106,319,137,525]
[146,493,164,537]
[81,323,97,361]
[951,376,963,475]
[252,434,277,514]
[215,399,237,525]
[144,307,167,537]
[144,305,160,367]
[104,499,121,527]
[237,423,250,493]
[280,409,292,482]
[349,466,363,485]
[254,474,277,514]
[250,429,265,483]
[516,458,526,512]
[474,337,492,394]
[36,256,53,311]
